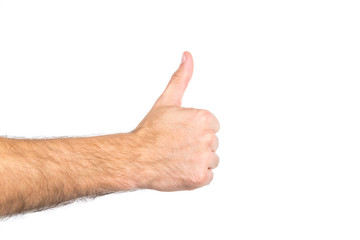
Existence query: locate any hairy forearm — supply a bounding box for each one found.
[0,134,140,217]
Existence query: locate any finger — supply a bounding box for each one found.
[155,51,194,107]
[208,153,219,169]
[201,133,218,152]
[211,113,220,133]
[211,135,219,152]
[205,170,214,185]
[195,109,220,133]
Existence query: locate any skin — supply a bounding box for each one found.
[0,51,220,217]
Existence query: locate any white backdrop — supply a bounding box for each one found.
[1,0,360,239]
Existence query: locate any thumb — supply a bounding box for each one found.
[155,51,194,107]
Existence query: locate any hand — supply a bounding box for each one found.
[133,52,220,191]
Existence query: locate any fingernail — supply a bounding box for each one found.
[181,52,186,64]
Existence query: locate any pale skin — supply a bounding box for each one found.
[0,52,220,217]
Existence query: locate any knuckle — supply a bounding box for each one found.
[198,109,212,121]
[196,170,209,185]
[211,134,218,146]
[171,70,183,83]
[215,119,220,132]
[189,170,208,187]
[214,154,220,168]
[200,151,212,162]
[203,133,216,146]
[207,171,214,185]
[214,135,219,150]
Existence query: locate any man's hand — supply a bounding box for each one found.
[131,52,220,191]
[0,51,219,217]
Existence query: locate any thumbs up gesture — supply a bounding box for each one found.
[133,52,220,191]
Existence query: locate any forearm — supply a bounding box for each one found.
[0,134,139,217]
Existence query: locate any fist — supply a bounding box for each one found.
[133,52,220,191]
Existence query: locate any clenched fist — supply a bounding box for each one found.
[132,52,220,191]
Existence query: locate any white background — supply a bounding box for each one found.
[0,0,360,239]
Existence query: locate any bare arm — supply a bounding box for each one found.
[0,134,140,216]
[0,52,220,217]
